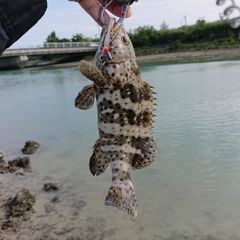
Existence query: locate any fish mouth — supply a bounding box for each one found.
[103,18,116,49]
[103,18,125,64]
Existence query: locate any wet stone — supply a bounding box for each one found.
[1,219,15,231]
[15,172,24,176]
[71,200,87,210]
[44,203,56,213]
[51,197,60,204]
[70,210,79,220]
[0,188,35,234]
[0,159,5,168]
[0,151,4,160]
[0,158,7,174]
[7,188,35,221]
[0,157,31,174]
[22,140,40,154]
[44,183,59,191]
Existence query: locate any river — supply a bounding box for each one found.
[1,60,240,239]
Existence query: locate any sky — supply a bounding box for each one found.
[11,0,232,48]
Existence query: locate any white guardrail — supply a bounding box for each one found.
[1,42,99,57]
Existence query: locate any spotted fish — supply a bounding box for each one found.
[75,18,157,221]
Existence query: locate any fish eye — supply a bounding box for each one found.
[121,36,130,46]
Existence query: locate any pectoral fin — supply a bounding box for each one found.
[89,139,109,176]
[78,60,108,88]
[75,84,95,110]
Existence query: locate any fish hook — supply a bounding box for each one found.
[99,0,131,25]
[117,3,130,23]
[100,0,114,25]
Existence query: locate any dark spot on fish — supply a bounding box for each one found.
[126,109,136,125]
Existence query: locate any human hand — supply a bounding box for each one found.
[69,0,132,26]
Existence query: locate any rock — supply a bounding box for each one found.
[0,151,4,160]
[0,189,35,233]
[22,140,40,154]
[44,183,58,191]
[51,197,60,203]
[0,157,7,174]
[15,172,24,176]
[72,200,87,210]
[1,219,15,231]
[0,157,32,174]
[7,188,35,221]
[8,157,31,173]
[0,159,6,168]
[8,157,22,173]
[20,157,32,172]
[0,166,9,174]
[44,203,56,213]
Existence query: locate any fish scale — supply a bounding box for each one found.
[75,17,157,221]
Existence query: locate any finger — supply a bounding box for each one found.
[76,0,132,26]
[77,0,105,26]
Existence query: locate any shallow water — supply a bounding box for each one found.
[1,61,240,239]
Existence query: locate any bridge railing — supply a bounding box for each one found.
[43,42,99,48]
[1,42,100,57]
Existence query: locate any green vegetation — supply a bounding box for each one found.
[46,31,99,43]
[45,20,240,57]
[128,20,240,55]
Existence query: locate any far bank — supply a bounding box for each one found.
[50,47,240,68]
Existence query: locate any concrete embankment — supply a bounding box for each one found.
[0,56,28,70]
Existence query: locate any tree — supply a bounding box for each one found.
[160,21,169,30]
[196,19,206,25]
[71,33,86,42]
[46,31,59,42]
[58,38,71,42]
[128,25,158,47]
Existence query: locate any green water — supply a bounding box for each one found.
[1,61,240,239]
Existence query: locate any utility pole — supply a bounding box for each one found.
[184,15,187,25]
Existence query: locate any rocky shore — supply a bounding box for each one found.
[136,46,240,63]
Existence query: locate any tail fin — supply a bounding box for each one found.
[105,179,138,221]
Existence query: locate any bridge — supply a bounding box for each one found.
[0,42,99,70]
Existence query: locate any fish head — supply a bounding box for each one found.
[95,18,137,85]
